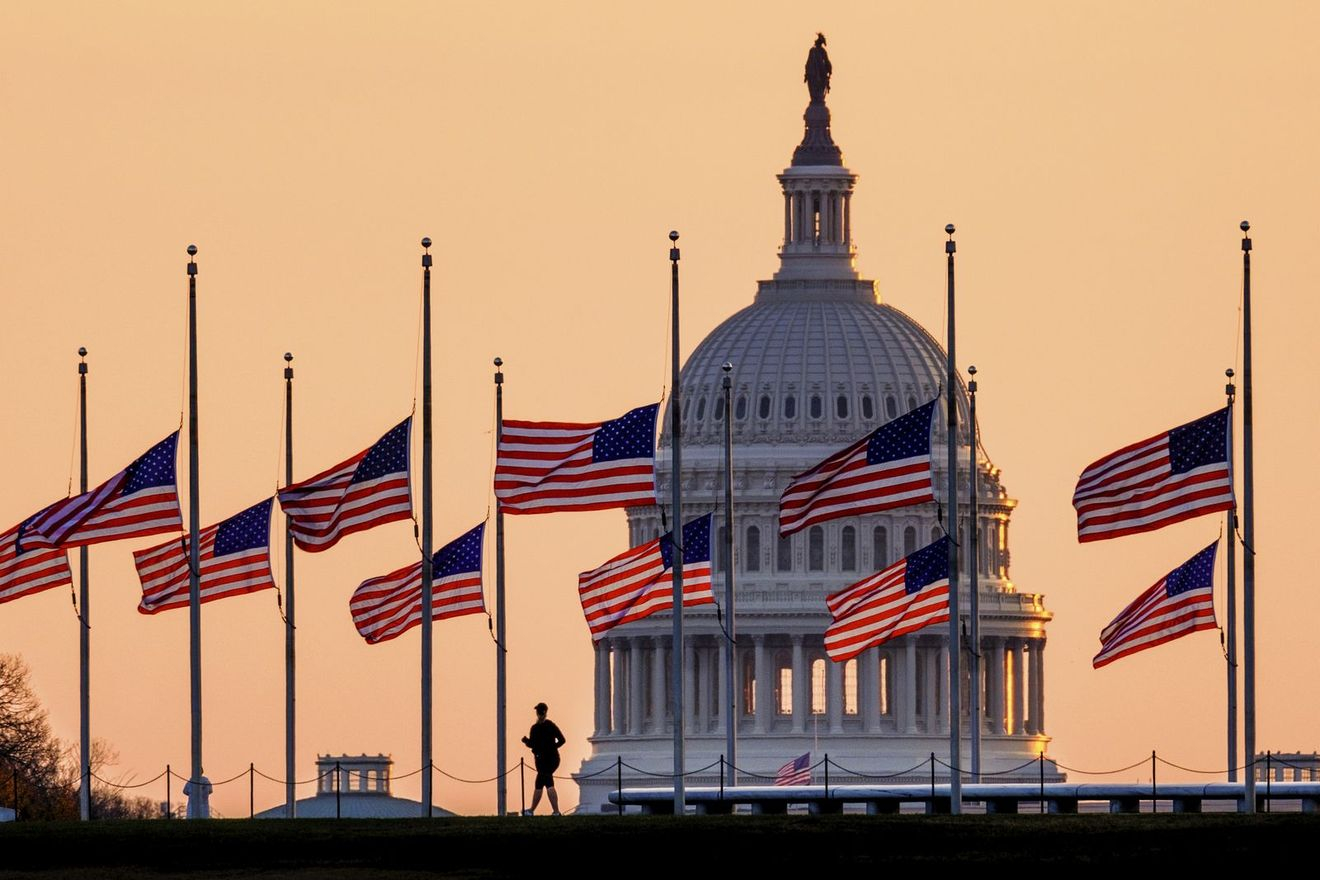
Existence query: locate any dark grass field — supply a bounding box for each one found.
[1,814,1315,878]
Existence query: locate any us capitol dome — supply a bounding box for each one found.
[574,41,1059,812]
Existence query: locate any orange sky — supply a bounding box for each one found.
[2,2,1318,816]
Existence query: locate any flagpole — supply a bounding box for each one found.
[420,237,435,818]
[186,244,203,818]
[77,347,90,822]
[668,230,686,816]
[1240,220,1256,813]
[967,365,980,784]
[721,361,736,788]
[283,352,296,818]
[1224,367,1237,784]
[494,356,507,816]
[943,224,962,814]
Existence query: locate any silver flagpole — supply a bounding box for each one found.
[668,230,686,816]
[494,356,507,816]
[77,347,90,821]
[284,353,296,818]
[721,361,736,787]
[420,238,435,817]
[1224,368,1237,784]
[186,244,203,818]
[1240,221,1256,813]
[967,365,980,784]
[943,224,962,814]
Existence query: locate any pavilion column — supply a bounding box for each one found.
[843,191,852,246]
[989,637,1005,735]
[793,191,805,245]
[827,653,843,734]
[1010,638,1025,735]
[832,191,843,244]
[684,641,698,735]
[791,635,807,733]
[628,636,645,735]
[937,643,950,734]
[1032,639,1045,735]
[903,637,918,734]
[782,192,792,245]
[651,637,667,733]
[863,648,881,732]
[753,635,770,734]
[594,639,609,735]
[923,644,938,734]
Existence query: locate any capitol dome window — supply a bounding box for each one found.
[930,526,942,545]
[735,395,748,420]
[907,395,918,412]
[695,397,706,421]
[885,396,898,419]
[841,526,857,572]
[745,525,761,572]
[903,526,917,557]
[776,528,793,573]
[783,395,797,419]
[861,394,875,420]
[808,526,825,572]
[714,396,725,421]
[758,394,771,419]
[809,394,823,420]
[872,526,889,569]
[836,394,849,419]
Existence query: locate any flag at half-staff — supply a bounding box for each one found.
[278,417,413,552]
[1093,541,1218,669]
[0,506,72,605]
[775,753,812,786]
[824,535,951,662]
[350,521,486,644]
[25,432,183,548]
[779,399,936,536]
[134,498,275,614]
[495,403,659,514]
[577,512,714,639]
[1072,407,1233,543]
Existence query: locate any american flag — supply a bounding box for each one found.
[350,521,486,644]
[24,432,183,549]
[824,535,951,662]
[495,403,658,515]
[775,753,812,786]
[1072,407,1233,543]
[134,498,275,614]
[1093,541,1219,669]
[0,506,72,606]
[577,513,713,640]
[778,399,936,536]
[277,418,413,552]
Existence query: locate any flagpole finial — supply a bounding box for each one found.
[78,346,87,375]
[78,346,87,359]
[187,244,197,256]
[421,237,432,249]
[1240,220,1250,233]
[284,352,293,380]
[494,356,503,385]
[669,230,680,262]
[945,224,956,254]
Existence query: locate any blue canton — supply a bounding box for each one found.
[352,418,412,484]
[659,512,713,570]
[1168,408,1228,475]
[123,433,179,494]
[433,522,485,577]
[867,400,936,465]
[591,404,658,464]
[1164,542,1217,597]
[904,535,950,594]
[215,498,273,556]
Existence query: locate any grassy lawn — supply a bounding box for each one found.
[0,814,1315,877]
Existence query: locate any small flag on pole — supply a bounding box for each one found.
[1093,541,1218,669]
[350,521,486,644]
[778,400,936,537]
[25,432,183,549]
[824,535,951,662]
[0,507,72,605]
[134,498,275,614]
[1072,407,1233,543]
[577,513,714,639]
[278,418,413,553]
[495,403,658,515]
[775,753,811,786]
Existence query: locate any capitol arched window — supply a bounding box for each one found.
[885,396,898,419]
[841,526,857,572]
[714,395,725,421]
[783,395,797,419]
[872,526,889,569]
[808,526,825,571]
[836,394,849,419]
[715,525,727,572]
[931,526,942,545]
[907,395,918,412]
[695,397,707,421]
[861,394,875,420]
[745,525,761,572]
[809,394,823,420]
[735,395,748,420]
[758,394,772,419]
[903,526,917,557]
[776,527,793,573]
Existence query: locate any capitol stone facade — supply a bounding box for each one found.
[573,54,1060,812]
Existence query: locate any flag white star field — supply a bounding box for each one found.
[350,521,485,644]
[278,418,413,552]
[134,498,275,614]
[779,399,936,537]
[496,403,658,515]
[0,505,72,606]
[1073,407,1233,542]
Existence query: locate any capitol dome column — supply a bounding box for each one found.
[594,640,610,735]
[628,638,645,735]
[753,635,770,734]
[862,650,881,732]
[1010,639,1026,736]
[791,636,807,733]
[827,655,843,734]
[650,637,667,733]
[988,637,1006,735]
[903,638,918,734]
[937,643,950,735]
